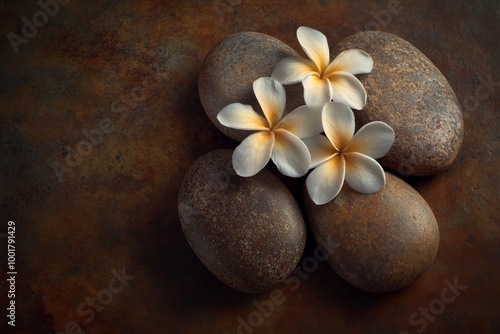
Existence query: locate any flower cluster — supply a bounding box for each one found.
[217,26,395,205]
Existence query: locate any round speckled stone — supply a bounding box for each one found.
[303,173,439,293]
[199,32,304,141]
[332,31,464,176]
[178,149,306,293]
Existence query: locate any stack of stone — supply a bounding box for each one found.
[178,30,463,294]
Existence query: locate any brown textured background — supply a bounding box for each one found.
[0,0,498,333]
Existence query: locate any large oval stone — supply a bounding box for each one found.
[333,31,464,176]
[199,32,304,141]
[303,173,439,293]
[178,149,306,293]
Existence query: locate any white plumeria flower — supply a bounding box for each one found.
[217,77,323,178]
[272,26,373,109]
[305,101,395,205]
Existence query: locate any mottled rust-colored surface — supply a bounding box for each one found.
[0,0,498,333]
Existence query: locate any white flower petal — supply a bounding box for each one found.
[325,49,373,75]
[345,121,395,159]
[303,135,337,168]
[306,154,345,205]
[232,131,274,177]
[328,71,367,110]
[303,75,332,107]
[217,103,269,131]
[322,101,355,151]
[271,129,311,177]
[275,104,323,139]
[271,57,317,84]
[344,152,386,193]
[253,77,286,128]
[297,26,330,73]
